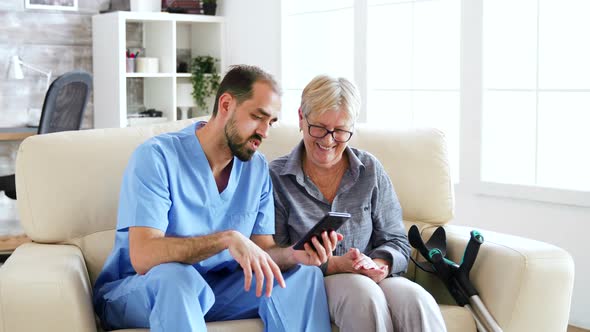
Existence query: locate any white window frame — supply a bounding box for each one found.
[280,0,590,207]
[459,0,590,207]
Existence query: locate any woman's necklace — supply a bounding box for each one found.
[302,156,348,202]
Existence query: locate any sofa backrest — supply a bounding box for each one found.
[16,119,453,284]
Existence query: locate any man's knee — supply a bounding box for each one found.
[296,264,323,278]
[147,262,209,295]
[284,264,324,284]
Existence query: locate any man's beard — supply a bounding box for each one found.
[224,115,262,162]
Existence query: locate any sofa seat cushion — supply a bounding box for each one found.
[104,305,473,332]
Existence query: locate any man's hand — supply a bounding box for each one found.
[226,231,286,298]
[292,231,343,266]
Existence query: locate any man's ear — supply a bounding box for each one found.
[218,92,234,117]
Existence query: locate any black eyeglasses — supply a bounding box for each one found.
[304,117,354,143]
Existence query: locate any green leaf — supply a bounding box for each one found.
[190,55,221,111]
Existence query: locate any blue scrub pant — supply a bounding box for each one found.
[95,263,331,332]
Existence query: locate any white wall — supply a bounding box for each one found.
[219,0,589,328]
[217,0,281,78]
[454,191,590,328]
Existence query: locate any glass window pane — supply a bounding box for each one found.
[282,9,354,89]
[283,0,352,15]
[537,92,590,191]
[483,0,537,89]
[366,91,412,128]
[413,0,460,89]
[538,0,590,89]
[280,89,302,124]
[368,0,410,5]
[413,91,460,181]
[367,3,413,89]
[481,91,536,185]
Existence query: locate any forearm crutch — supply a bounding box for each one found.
[408,225,503,332]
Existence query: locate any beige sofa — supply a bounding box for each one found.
[0,118,574,332]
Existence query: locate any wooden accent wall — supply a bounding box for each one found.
[0,0,120,224]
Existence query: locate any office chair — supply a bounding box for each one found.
[37,71,93,134]
[0,71,93,199]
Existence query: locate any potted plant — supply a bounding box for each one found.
[190,55,220,113]
[201,0,216,15]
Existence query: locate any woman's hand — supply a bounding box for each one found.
[328,248,389,283]
[328,248,363,274]
[291,231,343,266]
[354,256,390,283]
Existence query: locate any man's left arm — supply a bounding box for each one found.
[251,233,339,271]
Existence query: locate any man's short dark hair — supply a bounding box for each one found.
[211,65,280,117]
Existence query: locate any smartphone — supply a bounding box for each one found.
[292,212,351,250]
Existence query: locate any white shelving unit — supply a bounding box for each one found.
[92,11,225,128]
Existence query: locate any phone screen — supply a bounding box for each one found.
[292,212,351,250]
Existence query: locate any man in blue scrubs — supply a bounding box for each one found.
[93,65,338,331]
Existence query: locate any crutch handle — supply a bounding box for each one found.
[460,230,483,273]
[428,248,451,280]
[457,230,484,296]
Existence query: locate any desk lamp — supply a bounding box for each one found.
[177,82,195,120]
[8,55,52,90]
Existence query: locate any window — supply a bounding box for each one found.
[481,0,590,192]
[281,0,354,123]
[281,0,461,181]
[366,0,460,180]
[280,0,590,200]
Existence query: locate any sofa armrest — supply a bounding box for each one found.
[0,243,97,332]
[416,225,574,332]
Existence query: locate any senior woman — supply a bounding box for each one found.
[269,75,446,332]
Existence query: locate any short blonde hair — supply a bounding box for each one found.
[300,75,361,124]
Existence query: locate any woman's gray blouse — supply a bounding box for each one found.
[269,141,411,276]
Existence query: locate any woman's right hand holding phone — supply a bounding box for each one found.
[292,230,343,266]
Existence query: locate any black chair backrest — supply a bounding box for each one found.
[0,174,16,199]
[38,71,93,135]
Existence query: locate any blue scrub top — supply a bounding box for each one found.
[94,122,275,291]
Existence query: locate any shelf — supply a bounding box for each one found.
[93,11,225,128]
[125,73,192,78]
[0,127,37,141]
[105,11,226,23]
[126,73,176,78]
[127,117,170,127]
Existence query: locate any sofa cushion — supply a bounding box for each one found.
[100,305,473,332]
[16,119,198,244]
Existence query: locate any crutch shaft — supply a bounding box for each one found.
[470,295,503,332]
[465,304,489,332]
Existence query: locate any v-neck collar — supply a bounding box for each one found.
[188,121,240,202]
